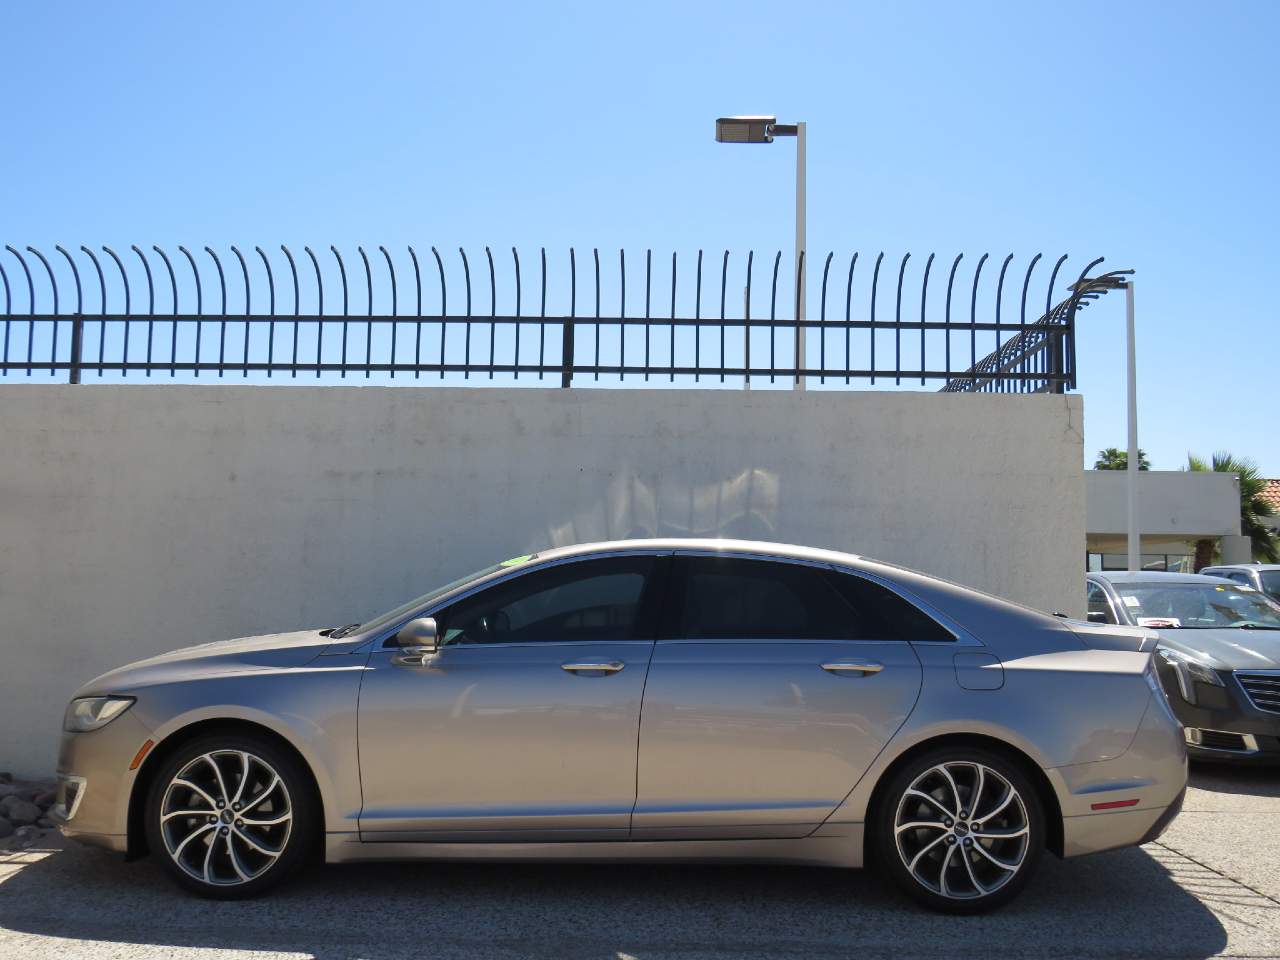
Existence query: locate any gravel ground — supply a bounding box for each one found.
[0,766,1277,960]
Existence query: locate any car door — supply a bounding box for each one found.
[357,552,667,841]
[632,553,925,840]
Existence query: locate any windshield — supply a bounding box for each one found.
[1262,571,1280,598]
[338,554,537,637]
[1115,581,1280,629]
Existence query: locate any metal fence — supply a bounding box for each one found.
[0,244,1128,391]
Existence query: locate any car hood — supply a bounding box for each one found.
[74,629,333,696]
[1064,619,1159,653]
[1153,628,1280,670]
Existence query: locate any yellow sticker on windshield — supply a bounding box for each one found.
[500,554,533,567]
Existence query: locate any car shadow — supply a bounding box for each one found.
[1189,763,1280,798]
[0,836,1231,960]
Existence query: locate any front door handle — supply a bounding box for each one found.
[821,660,884,676]
[561,660,625,675]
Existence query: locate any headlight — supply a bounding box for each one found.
[63,696,135,733]
[1156,648,1224,704]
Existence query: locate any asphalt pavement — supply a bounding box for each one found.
[1,766,1277,960]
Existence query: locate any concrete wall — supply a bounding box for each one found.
[1085,470,1240,552]
[0,385,1085,774]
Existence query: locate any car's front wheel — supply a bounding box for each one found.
[875,746,1044,913]
[144,732,315,898]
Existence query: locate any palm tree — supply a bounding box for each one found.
[1094,447,1150,470]
[1186,451,1279,569]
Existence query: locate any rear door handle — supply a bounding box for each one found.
[821,660,883,676]
[561,660,625,675]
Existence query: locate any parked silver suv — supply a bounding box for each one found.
[1199,563,1280,602]
[54,540,1186,912]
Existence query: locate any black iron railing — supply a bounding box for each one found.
[0,244,1126,391]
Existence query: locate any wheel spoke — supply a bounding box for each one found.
[240,811,291,827]
[241,773,281,814]
[231,752,251,806]
[162,808,213,822]
[908,832,948,872]
[172,778,218,810]
[905,789,955,819]
[201,830,217,882]
[233,825,285,857]
[203,754,230,804]
[978,786,1016,823]
[973,825,1028,840]
[971,764,986,817]
[172,822,215,859]
[937,842,957,897]
[895,819,948,835]
[937,765,963,818]
[972,839,1021,871]
[961,846,987,895]
[226,832,252,881]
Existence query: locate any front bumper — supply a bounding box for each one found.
[50,707,154,853]
[1155,660,1280,764]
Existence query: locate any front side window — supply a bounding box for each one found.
[438,556,656,645]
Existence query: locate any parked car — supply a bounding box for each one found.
[1198,563,1280,603]
[54,539,1186,913]
[1087,571,1280,763]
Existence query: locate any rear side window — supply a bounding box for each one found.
[828,571,956,642]
[668,557,953,642]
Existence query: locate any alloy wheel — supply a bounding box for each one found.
[893,761,1030,900]
[158,750,293,887]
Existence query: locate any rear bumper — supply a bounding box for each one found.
[1050,690,1188,858]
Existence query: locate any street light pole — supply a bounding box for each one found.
[714,116,807,390]
[794,122,806,391]
[1125,280,1139,572]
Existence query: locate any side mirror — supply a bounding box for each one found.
[1086,611,1109,624]
[392,617,439,665]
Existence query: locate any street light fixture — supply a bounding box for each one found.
[1074,274,1140,572]
[715,116,807,390]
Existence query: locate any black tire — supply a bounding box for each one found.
[144,732,316,899]
[873,746,1044,914]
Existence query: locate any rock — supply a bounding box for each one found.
[4,799,41,825]
[0,784,16,799]
[34,791,55,809]
[18,787,42,802]
[0,817,12,839]
[0,772,11,783]
[37,818,53,828]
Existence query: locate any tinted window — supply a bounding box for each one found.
[829,572,956,642]
[438,556,656,644]
[1087,582,1117,623]
[670,557,952,642]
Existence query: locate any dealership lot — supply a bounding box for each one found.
[1,766,1277,960]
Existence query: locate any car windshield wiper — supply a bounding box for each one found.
[325,623,362,639]
[1235,622,1280,630]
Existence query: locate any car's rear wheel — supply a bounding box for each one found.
[875,746,1044,913]
[144,733,315,898]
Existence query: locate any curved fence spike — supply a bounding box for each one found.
[993,254,1014,390]
[0,259,9,376]
[380,246,397,378]
[1017,254,1042,393]
[358,246,372,379]
[485,246,496,378]
[55,245,83,382]
[102,247,130,374]
[178,246,202,378]
[869,252,884,385]
[304,247,323,379]
[719,250,729,382]
[744,250,754,383]
[769,251,781,383]
[894,253,910,386]
[281,246,299,378]
[843,253,858,385]
[460,248,473,380]
[1064,257,1106,390]
[152,246,179,376]
[26,247,58,372]
[1045,255,1069,391]
[968,253,989,377]
[230,246,250,377]
[669,252,676,382]
[591,247,600,381]
[331,246,349,379]
[432,246,446,380]
[819,251,833,382]
[203,247,226,376]
[131,245,157,377]
[255,247,276,376]
[409,246,422,379]
[919,253,935,386]
[81,247,107,376]
[618,249,626,381]
[6,246,37,375]
[942,254,963,383]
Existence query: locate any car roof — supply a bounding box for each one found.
[1201,563,1280,572]
[537,538,862,565]
[1089,570,1233,585]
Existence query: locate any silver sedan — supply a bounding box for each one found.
[52,539,1187,913]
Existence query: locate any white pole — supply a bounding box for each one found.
[794,121,807,391]
[1126,280,1140,572]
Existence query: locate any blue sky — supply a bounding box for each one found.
[3,1,1277,473]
